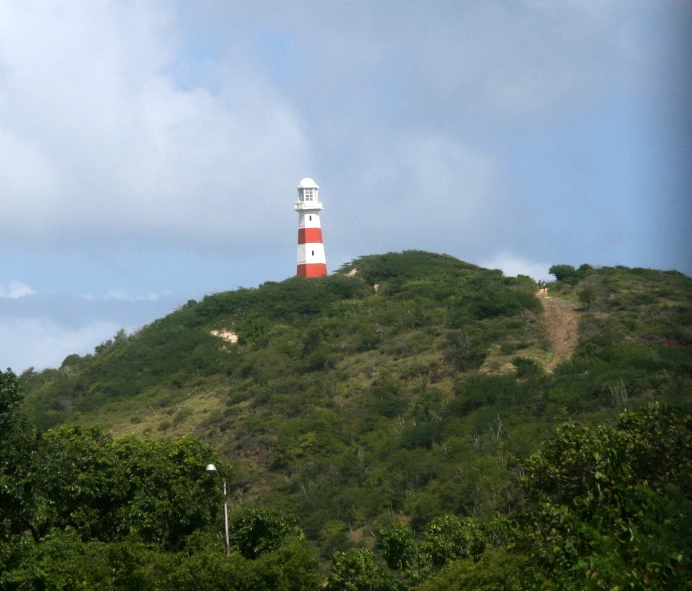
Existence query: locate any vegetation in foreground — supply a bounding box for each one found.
[2,251,691,588]
[2,370,691,589]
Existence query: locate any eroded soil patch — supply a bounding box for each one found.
[537,290,580,371]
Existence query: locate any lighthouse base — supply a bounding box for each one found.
[297,263,328,278]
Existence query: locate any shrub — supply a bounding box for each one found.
[577,288,597,307]
[500,341,528,355]
[368,374,407,418]
[422,515,486,568]
[511,357,542,378]
[228,508,300,559]
[326,548,400,591]
[549,264,578,282]
[376,522,417,571]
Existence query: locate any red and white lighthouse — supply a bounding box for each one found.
[295,178,328,278]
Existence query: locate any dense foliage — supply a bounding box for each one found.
[3,371,691,588]
[1,369,319,589]
[3,251,691,588]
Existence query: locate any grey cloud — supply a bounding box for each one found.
[0,281,36,299]
[478,251,552,282]
[325,132,508,254]
[0,293,177,330]
[0,0,310,251]
[181,0,648,123]
[0,318,120,373]
[0,292,182,371]
[0,0,688,272]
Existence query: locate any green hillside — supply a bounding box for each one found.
[7,250,692,588]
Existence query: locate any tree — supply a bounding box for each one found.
[326,548,401,591]
[421,516,486,569]
[368,373,407,418]
[228,508,300,559]
[0,369,40,541]
[377,522,420,576]
[3,530,321,591]
[35,425,228,549]
[412,548,542,591]
[0,369,23,420]
[522,404,692,587]
[549,264,578,282]
[161,537,320,591]
[577,288,596,308]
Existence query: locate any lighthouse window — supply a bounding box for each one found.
[309,215,312,221]
[312,250,315,256]
[304,188,314,201]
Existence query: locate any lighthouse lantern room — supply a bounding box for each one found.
[294,178,328,278]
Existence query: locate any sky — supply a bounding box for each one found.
[0,0,690,372]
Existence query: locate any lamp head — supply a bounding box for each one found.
[205,463,218,473]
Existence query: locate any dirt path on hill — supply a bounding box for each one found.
[537,290,581,372]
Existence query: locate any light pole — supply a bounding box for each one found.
[205,463,230,555]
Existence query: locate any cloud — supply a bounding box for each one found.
[0,291,184,372]
[0,0,310,251]
[136,290,172,301]
[103,288,173,302]
[171,0,679,271]
[0,318,122,372]
[479,252,552,281]
[103,289,132,302]
[0,1,662,253]
[0,281,36,299]
[0,0,688,285]
[326,132,509,259]
[181,0,649,124]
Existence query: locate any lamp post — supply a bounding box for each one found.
[205,463,230,555]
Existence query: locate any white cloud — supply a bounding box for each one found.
[326,132,516,261]
[103,289,132,301]
[136,290,172,301]
[0,291,184,373]
[0,0,655,257]
[103,288,173,301]
[185,0,648,123]
[0,281,36,299]
[0,0,309,251]
[479,252,552,281]
[0,318,122,372]
[0,0,685,279]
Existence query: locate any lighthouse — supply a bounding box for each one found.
[295,178,328,278]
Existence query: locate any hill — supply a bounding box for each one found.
[17,251,692,559]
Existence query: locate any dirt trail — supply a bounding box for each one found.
[537,290,580,372]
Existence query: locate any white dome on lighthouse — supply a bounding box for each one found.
[298,178,319,189]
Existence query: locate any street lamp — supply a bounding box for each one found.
[206,463,230,555]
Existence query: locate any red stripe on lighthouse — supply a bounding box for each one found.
[298,228,323,244]
[297,263,328,278]
[295,178,327,278]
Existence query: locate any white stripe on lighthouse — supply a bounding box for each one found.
[298,212,322,229]
[294,178,328,278]
[297,243,327,265]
